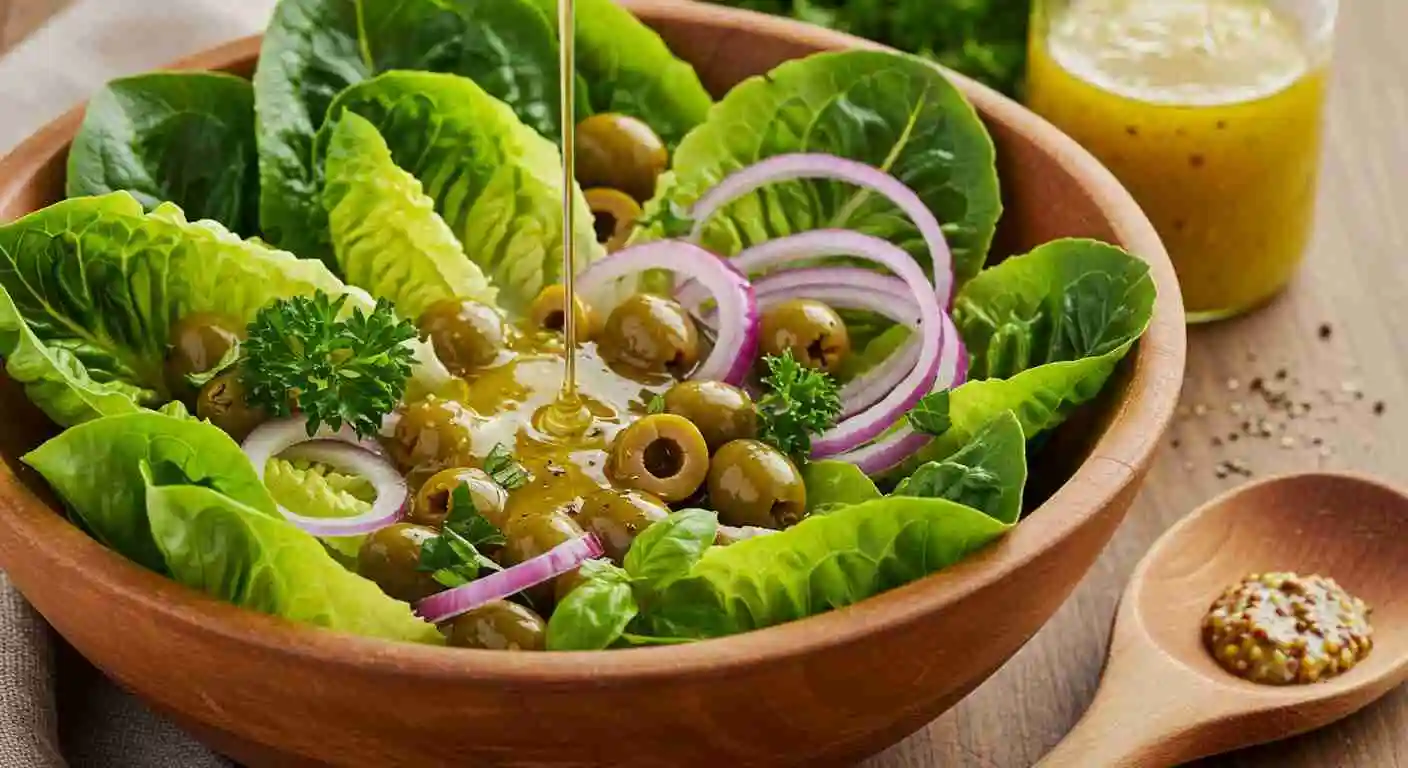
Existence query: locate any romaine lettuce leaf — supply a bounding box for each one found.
[800,460,882,513]
[643,495,1011,639]
[67,72,259,236]
[323,111,497,319]
[527,0,713,148]
[888,239,1156,477]
[145,481,442,644]
[641,49,1001,281]
[0,192,441,424]
[23,412,276,572]
[319,72,602,312]
[895,410,1025,524]
[253,0,561,264]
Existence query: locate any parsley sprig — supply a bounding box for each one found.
[417,484,506,588]
[756,351,842,460]
[241,293,417,438]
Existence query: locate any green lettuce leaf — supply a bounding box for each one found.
[67,72,259,236]
[145,481,442,644]
[322,111,497,319]
[642,495,1011,638]
[22,412,275,572]
[894,410,1025,524]
[253,0,561,263]
[527,0,712,148]
[641,49,1001,281]
[889,239,1156,477]
[800,460,882,513]
[319,72,602,311]
[0,193,353,424]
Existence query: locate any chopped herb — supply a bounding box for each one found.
[418,484,503,588]
[484,443,530,490]
[905,390,951,436]
[647,394,666,414]
[756,351,842,460]
[242,292,416,438]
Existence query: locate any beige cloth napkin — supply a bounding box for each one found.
[1,2,277,765]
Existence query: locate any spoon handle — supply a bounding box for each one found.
[1035,681,1191,768]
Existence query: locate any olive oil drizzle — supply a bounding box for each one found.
[542,0,593,438]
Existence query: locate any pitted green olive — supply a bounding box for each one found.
[606,414,710,502]
[707,439,807,529]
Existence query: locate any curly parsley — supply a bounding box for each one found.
[756,351,842,460]
[417,484,505,588]
[241,293,416,438]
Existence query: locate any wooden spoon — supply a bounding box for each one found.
[1039,472,1408,767]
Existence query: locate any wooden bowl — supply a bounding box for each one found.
[0,2,1186,766]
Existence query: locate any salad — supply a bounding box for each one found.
[0,0,1154,652]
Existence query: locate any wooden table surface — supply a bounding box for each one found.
[3,1,1405,767]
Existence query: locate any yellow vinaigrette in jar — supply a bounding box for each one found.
[1026,0,1334,321]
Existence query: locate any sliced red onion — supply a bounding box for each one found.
[577,241,758,385]
[840,337,923,418]
[694,267,918,328]
[833,313,969,474]
[243,417,406,537]
[414,535,605,625]
[713,231,941,457]
[685,153,954,307]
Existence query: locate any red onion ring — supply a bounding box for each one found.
[685,153,954,308]
[832,312,969,474]
[243,418,406,537]
[577,241,758,385]
[718,231,943,457]
[414,535,605,625]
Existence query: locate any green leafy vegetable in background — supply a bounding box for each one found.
[704,0,1031,97]
[67,72,260,236]
[905,390,952,436]
[319,72,601,311]
[0,193,351,426]
[895,410,1026,524]
[640,50,1001,282]
[322,111,498,319]
[263,457,374,561]
[756,351,842,460]
[526,0,714,148]
[887,239,1156,478]
[242,292,418,438]
[253,0,562,263]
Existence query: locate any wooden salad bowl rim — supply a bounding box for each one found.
[0,1,1185,687]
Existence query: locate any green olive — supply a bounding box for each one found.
[502,511,586,605]
[585,188,641,253]
[409,467,509,530]
[165,312,244,401]
[606,414,710,503]
[195,369,267,442]
[417,298,508,374]
[357,523,443,603]
[599,294,700,377]
[575,114,668,202]
[759,299,851,374]
[528,284,598,340]
[385,396,478,475]
[662,381,758,453]
[707,439,807,529]
[577,488,670,563]
[445,599,547,651]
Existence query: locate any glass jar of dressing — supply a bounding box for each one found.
[1026,0,1338,322]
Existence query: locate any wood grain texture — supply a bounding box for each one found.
[0,0,68,52]
[864,1,1408,766]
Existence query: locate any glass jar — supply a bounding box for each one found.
[1026,0,1339,323]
